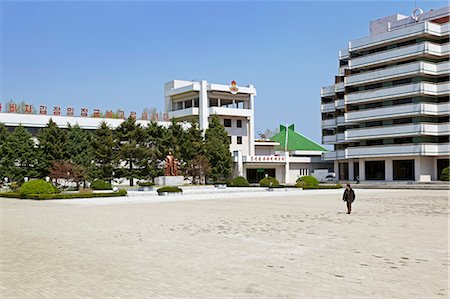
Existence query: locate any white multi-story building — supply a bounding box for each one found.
[165,79,256,156]
[321,6,450,182]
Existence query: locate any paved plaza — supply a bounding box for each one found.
[1,189,448,298]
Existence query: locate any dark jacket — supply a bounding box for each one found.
[343,188,356,203]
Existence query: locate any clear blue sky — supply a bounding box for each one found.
[1,0,447,144]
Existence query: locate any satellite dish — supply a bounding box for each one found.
[412,8,423,22]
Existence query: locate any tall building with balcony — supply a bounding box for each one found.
[321,6,450,182]
[165,79,256,156]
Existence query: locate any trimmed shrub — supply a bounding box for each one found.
[0,189,127,200]
[303,184,343,190]
[157,186,183,194]
[296,176,319,188]
[138,181,155,187]
[90,179,112,190]
[259,176,279,187]
[79,188,93,194]
[228,176,250,187]
[440,166,449,181]
[20,180,56,195]
[0,192,21,198]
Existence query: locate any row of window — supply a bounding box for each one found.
[223,119,242,128]
[334,135,450,150]
[321,97,449,120]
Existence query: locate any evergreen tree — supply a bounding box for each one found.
[36,119,67,177]
[141,122,164,180]
[66,124,94,185]
[91,122,115,182]
[0,123,10,181]
[114,117,146,186]
[4,126,38,181]
[204,115,232,182]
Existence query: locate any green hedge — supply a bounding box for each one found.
[0,189,127,200]
[302,184,342,190]
[441,166,449,181]
[259,176,279,187]
[138,181,155,187]
[20,180,56,195]
[90,179,112,190]
[157,186,183,193]
[295,176,319,188]
[228,176,250,187]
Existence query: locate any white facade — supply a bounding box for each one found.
[165,80,256,156]
[321,6,450,182]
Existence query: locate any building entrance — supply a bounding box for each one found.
[246,168,276,184]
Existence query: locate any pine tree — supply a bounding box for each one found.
[142,122,164,180]
[0,123,10,180]
[4,126,39,181]
[204,115,232,182]
[91,122,115,182]
[36,119,67,177]
[66,124,94,185]
[114,117,146,186]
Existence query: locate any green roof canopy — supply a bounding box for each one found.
[270,124,327,152]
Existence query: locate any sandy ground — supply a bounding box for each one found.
[0,189,448,298]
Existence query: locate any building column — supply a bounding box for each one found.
[348,159,354,181]
[334,160,339,181]
[199,80,209,131]
[385,158,393,181]
[249,87,255,156]
[415,157,434,182]
[359,159,365,181]
[284,152,290,185]
[236,151,244,177]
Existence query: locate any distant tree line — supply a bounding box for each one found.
[0,115,232,186]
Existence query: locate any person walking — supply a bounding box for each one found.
[342,184,356,214]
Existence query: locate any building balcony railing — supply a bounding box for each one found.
[208,106,253,117]
[321,102,335,113]
[336,99,345,109]
[335,82,345,93]
[168,107,199,119]
[349,42,449,69]
[339,49,350,60]
[346,143,450,158]
[345,102,450,122]
[345,61,450,87]
[349,21,449,52]
[346,82,450,104]
[323,143,450,160]
[321,85,335,97]
[345,123,450,141]
[323,150,346,160]
[322,135,336,144]
[321,118,335,128]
